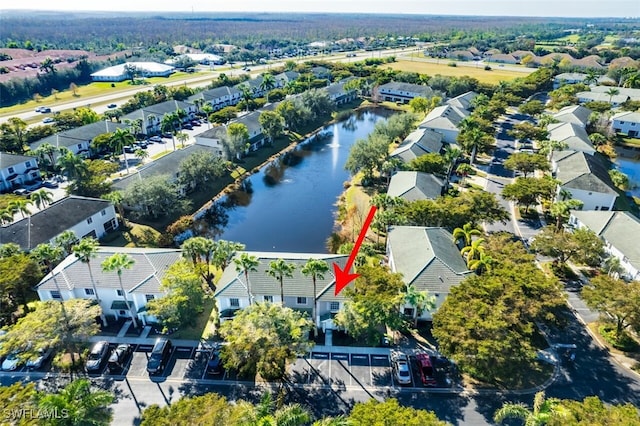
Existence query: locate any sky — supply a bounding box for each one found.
[3,0,639,18]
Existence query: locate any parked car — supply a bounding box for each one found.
[135,141,148,149]
[42,179,59,189]
[26,347,53,370]
[25,181,43,192]
[162,132,173,138]
[123,146,135,153]
[149,135,162,143]
[182,123,193,130]
[146,338,172,375]
[2,351,24,371]
[191,119,202,126]
[107,344,132,372]
[13,188,30,196]
[415,353,437,386]
[391,351,412,385]
[207,346,223,374]
[85,341,110,372]
[107,103,117,109]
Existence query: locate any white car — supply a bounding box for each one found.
[391,351,412,385]
[2,351,23,371]
[26,347,53,369]
[42,117,55,124]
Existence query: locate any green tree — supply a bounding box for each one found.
[219,302,313,380]
[348,399,447,426]
[408,96,430,114]
[0,382,38,425]
[549,395,640,425]
[530,226,605,266]
[260,73,277,102]
[6,117,28,152]
[69,159,117,198]
[408,153,447,175]
[122,175,188,219]
[549,199,584,231]
[494,391,564,426]
[266,258,297,305]
[8,198,32,218]
[53,230,78,256]
[468,252,495,275]
[56,150,87,182]
[177,151,227,191]
[452,222,482,246]
[146,261,206,333]
[181,237,218,292]
[519,100,545,116]
[140,393,241,426]
[334,265,405,345]
[259,110,286,143]
[581,275,640,342]
[403,283,436,327]
[29,189,54,210]
[0,253,42,326]
[345,133,390,183]
[234,253,260,305]
[72,237,105,325]
[109,128,135,174]
[226,122,250,160]
[461,238,486,265]
[609,169,629,190]
[503,152,550,177]
[538,139,568,160]
[101,253,138,329]
[457,127,493,164]
[301,258,330,328]
[502,177,554,213]
[38,379,114,426]
[102,191,125,222]
[509,121,548,142]
[175,131,189,148]
[160,112,179,151]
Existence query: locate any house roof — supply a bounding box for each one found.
[553,105,592,127]
[390,129,443,163]
[0,196,114,250]
[553,151,618,195]
[235,111,263,137]
[576,91,629,104]
[188,86,241,103]
[419,105,468,131]
[134,100,193,118]
[446,91,478,111]
[35,246,182,295]
[547,122,595,154]
[589,86,640,99]
[378,82,433,97]
[488,53,517,63]
[90,62,174,78]
[214,252,350,302]
[0,152,37,170]
[612,111,640,124]
[275,71,299,83]
[571,210,640,272]
[112,143,220,191]
[31,121,129,150]
[387,171,445,202]
[387,226,471,294]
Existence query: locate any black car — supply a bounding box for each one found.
[146,338,172,375]
[107,344,132,372]
[135,141,148,149]
[162,132,173,138]
[207,347,223,374]
[182,123,193,130]
[123,146,135,153]
[86,341,110,372]
[107,103,117,109]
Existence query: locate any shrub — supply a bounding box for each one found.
[448,62,457,67]
[484,65,492,71]
[598,324,640,352]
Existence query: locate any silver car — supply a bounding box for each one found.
[391,351,412,385]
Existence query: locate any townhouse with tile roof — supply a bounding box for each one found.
[553,105,592,128]
[418,104,469,144]
[389,128,443,164]
[387,171,446,202]
[547,122,596,155]
[377,82,434,104]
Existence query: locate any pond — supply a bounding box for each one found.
[195,108,391,252]
[614,155,640,197]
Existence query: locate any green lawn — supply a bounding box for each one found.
[384,60,532,85]
[168,298,216,340]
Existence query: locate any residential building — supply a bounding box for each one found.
[418,104,469,144]
[0,153,40,193]
[112,143,222,193]
[311,66,331,80]
[576,91,629,107]
[553,105,592,128]
[552,73,614,89]
[90,62,175,82]
[569,210,640,281]
[547,122,596,155]
[447,50,475,61]
[552,151,618,211]
[174,53,225,65]
[377,82,434,104]
[274,71,300,88]
[187,86,242,112]
[323,80,357,106]
[35,247,182,325]
[387,171,446,202]
[389,128,443,164]
[214,252,349,329]
[487,53,518,64]
[446,91,478,111]
[387,226,472,320]
[31,121,129,157]
[611,111,640,137]
[121,100,197,135]
[589,86,640,101]
[0,196,118,251]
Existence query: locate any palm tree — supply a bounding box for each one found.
[8,199,31,218]
[30,189,54,210]
[538,139,568,161]
[175,132,189,149]
[468,252,494,275]
[234,253,260,305]
[301,259,330,327]
[34,143,58,171]
[494,391,567,425]
[181,237,217,292]
[260,73,277,102]
[102,253,138,329]
[266,258,296,305]
[452,223,482,247]
[134,148,149,164]
[160,113,178,151]
[606,87,620,104]
[238,84,253,112]
[38,379,114,425]
[211,240,245,271]
[73,237,106,326]
[455,163,474,186]
[461,238,486,265]
[583,70,599,86]
[146,114,157,134]
[459,127,489,164]
[0,208,14,225]
[54,230,78,256]
[56,149,87,181]
[312,417,351,426]
[404,283,436,327]
[110,128,135,174]
[248,393,312,426]
[102,192,125,223]
[623,71,640,89]
[443,145,462,179]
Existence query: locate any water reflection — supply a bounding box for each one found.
[194,109,391,252]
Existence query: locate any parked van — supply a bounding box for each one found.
[146,338,172,375]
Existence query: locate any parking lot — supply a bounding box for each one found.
[2,344,455,391]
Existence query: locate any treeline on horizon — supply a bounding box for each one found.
[1,12,636,52]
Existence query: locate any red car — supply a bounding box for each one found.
[415,353,437,386]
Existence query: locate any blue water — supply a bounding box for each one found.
[197,109,390,253]
[614,156,640,196]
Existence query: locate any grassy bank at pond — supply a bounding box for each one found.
[384,60,531,84]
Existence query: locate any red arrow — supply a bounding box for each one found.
[333,205,377,296]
